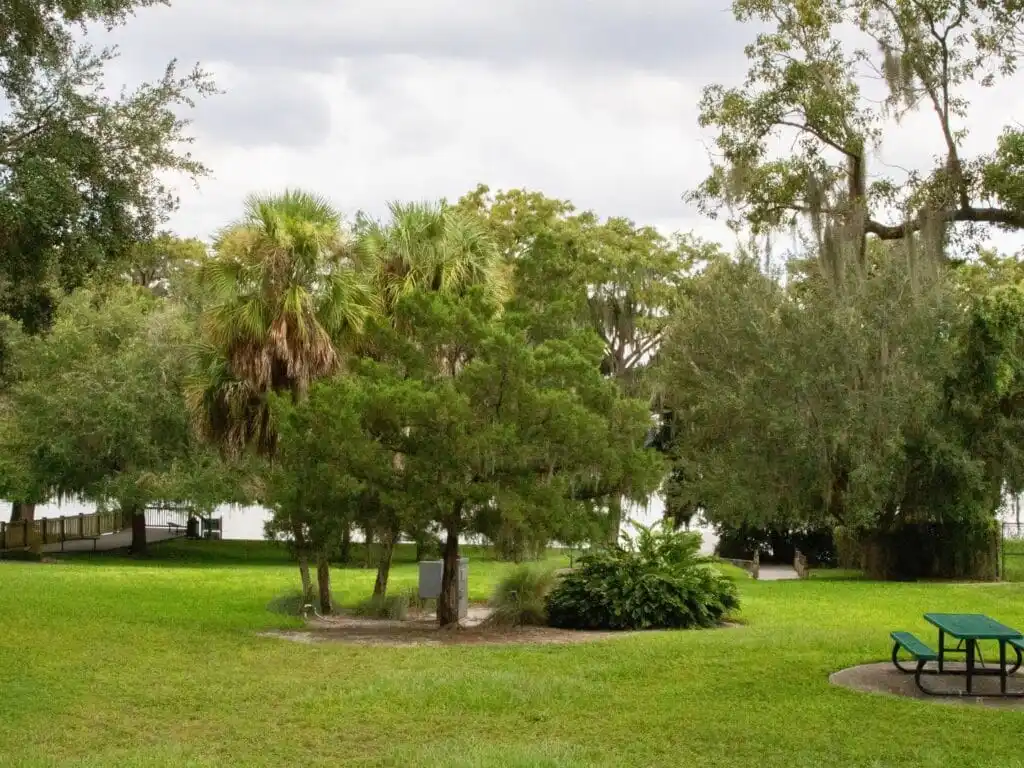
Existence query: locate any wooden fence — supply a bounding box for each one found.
[0,509,126,552]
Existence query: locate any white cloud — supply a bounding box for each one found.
[87,0,1024,256]
[160,56,724,243]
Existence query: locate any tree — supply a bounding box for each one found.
[188,189,367,610]
[126,232,209,298]
[1,1,215,333]
[290,289,665,626]
[347,200,508,591]
[689,0,1024,255]
[0,1,168,92]
[0,0,213,522]
[0,285,202,553]
[657,238,1024,577]
[266,379,399,610]
[659,247,956,530]
[355,200,509,322]
[458,185,717,540]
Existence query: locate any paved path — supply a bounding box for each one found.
[757,564,801,581]
[41,527,183,553]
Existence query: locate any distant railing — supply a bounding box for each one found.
[145,505,191,531]
[0,505,193,552]
[0,509,125,552]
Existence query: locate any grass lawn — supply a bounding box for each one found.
[1002,538,1024,582]
[3,541,1024,767]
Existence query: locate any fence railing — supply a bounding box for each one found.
[0,509,125,552]
[144,506,191,531]
[1002,522,1024,580]
[0,505,194,552]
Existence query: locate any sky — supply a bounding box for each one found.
[94,0,1024,254]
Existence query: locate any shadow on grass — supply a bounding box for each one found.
[808,568,869,581]
[50,539,532,570]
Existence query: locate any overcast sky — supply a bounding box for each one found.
[96,0,1024,253]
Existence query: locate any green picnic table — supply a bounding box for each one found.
[891,613,1024,697]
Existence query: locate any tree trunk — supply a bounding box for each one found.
[363,527,375,568]
[9,501,36,523]
[373,525,398,598]
[130,508,147,555]
[340,524,352,564]
[292,524,313,604]
[316,556,332,615]
[298,554,313,604]
[437,521,461,627]
[606,496,623,544]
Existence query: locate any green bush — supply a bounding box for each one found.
[486,564,557,626]
[546,521,739,631]
[354,593,410,620]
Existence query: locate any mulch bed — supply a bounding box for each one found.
[258,611,630,647]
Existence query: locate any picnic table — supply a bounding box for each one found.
[891,613,1024,697]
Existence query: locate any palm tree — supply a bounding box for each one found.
[356,201,509,322]
[187,189,369,611]
[353,201,507,624]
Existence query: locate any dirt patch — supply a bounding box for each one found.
[259,610,631,647]
[830,662,1024,709]
[258,605,741,647]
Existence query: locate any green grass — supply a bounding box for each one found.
[4,541,1024,767]
[1002,538,1024,582]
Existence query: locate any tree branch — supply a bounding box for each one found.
[776,119,857,159]
[865,206,1024,239]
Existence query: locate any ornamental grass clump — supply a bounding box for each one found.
[486,564,557,627]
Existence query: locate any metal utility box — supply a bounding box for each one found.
[418,557,469,619]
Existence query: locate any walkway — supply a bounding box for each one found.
[757,565,801,581]
[40,527,184,553]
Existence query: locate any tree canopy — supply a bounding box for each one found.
[0,0,213,332]
[690,0,1024,252]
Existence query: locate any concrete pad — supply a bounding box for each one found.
[831,662,1024,709]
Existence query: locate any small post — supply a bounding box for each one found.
[1,521,5,550]
[794,548,809,579]
[1000,523,1006,582]
[751,549,760,580]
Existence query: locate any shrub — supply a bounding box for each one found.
[486,565,557,626]
[354,593,410,620]
[546,521,739,631]
[266,591,306,616]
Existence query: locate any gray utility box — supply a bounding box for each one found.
[418,557,469,619]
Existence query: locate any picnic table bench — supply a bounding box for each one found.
[891,613,1024,697]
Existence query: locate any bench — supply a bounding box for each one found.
[1010,637,1024,654]
[891,631,939,693]
[891,631,939,662]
